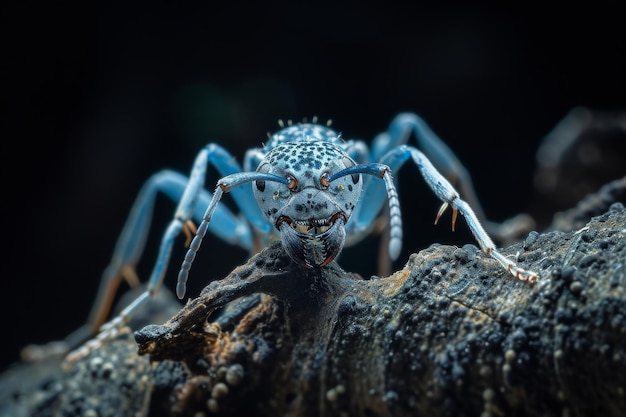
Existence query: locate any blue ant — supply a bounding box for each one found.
[62,113,538,364]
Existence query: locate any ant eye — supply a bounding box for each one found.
[320,173,330,188]
[287,175,298,191]
[255,180,266,192]
[351,174,360,184]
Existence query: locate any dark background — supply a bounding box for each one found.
[2,2,624,371]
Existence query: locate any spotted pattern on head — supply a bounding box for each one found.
[265,141,350,174]
[251,127,363,269]
[252,124,363,247]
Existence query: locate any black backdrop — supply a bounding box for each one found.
[3,2,625,371]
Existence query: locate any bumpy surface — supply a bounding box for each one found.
[2,201,625,417]
[133,203,626,417]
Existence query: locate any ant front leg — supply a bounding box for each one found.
[372,113,535,244]
[385,144,539,283]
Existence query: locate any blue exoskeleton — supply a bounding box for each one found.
[60,113,538,364]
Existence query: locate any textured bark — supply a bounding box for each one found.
[2,183,625,417]
[134,201,626,417]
